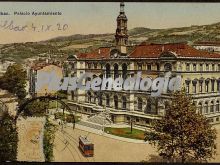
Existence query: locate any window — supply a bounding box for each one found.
[211,80,215,92]
[136,118,139,122]
[106,94,110,107]
[212,64,215,71]
[205,102,209,114]
[156,64,160,71]
[164,63,172,72]
[185,81,190,93]
[200,64,203,71]
[94,63,97,69]
[137,97,143,111]
[138,63,142,70]
[98,93,102,106]
[216,117,219,122]
[186,63,190,71]
[210,101,214,113]
[193,83,197,93]
[122,96,127,110]
[106,63,111,78]
[217,80,220,92]
[216,101,219,112]
[193,64,197,71]
[205,80,209,92]
[87,92,92,103]
[114,64,119,79]
[114,95,118,109]
[206,64,209,71]
[199,82,203,93]
[88,63,91,69]
[218,64,220,71]
[198,102,203,114]
[122,63,127,79]
[147,64,151,71]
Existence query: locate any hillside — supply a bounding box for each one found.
[1,22,220,63]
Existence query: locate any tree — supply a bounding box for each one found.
[145,91,217,163]
[0,64,27,100]
[0,111,18,161]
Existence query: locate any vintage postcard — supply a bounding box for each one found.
[0,1,220,163]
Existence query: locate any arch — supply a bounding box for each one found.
[164,63,172,72]
[204,101,209,114]
[137,97,143,111]
[122,63,127,79]
[106,94,110,107]
[216,100,220,112]
[114,95,118,109]
[105,63,111,78]
[122,96,127,110]
[113,63,119,79]
[198,101,203,114]
[87,91,92,103]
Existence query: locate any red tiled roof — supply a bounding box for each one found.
[76,43,220,59]
[129,43,220,58]
[77,47,111,59]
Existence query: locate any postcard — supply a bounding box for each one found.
[0,1,220,163]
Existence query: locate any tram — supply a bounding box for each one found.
[79,136,94,157]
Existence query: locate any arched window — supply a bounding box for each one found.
[198,102,203,114]
[106,94,110,107]
[122,96,127,110]
[106,63,111,78]
[146,98,152,114]
[122,63,127,79]
[137,97,143,111]
[114,63,119,79]
[210,101,214,113]
[216,100,220,112]
[87,91,92,103]
[114,95,118,109]
[205,79,210,92]
[205,101,209,114]
[98,93,103,106]
[164,63,172,72]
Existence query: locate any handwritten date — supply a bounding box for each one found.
[0,20,68,32]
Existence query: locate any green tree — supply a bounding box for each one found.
[0,111,18,161]
[145,91,217,163]
[22,99,49,117]
[0,64,27,100]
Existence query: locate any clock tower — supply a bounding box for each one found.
[115,2,128,55]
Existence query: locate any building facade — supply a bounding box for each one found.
[66,2,220,126]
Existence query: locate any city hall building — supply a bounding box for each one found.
[67,2,220,126]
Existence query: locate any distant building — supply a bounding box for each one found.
[193,41,220,53]
[29,62,63,97]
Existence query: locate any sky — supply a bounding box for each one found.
[0,2,220,44]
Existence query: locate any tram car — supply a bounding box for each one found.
[79,136,94,157]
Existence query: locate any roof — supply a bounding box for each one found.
[129,42,220,59]
[77,47,111,59]
[193,41,220,46]
[31,62,61,71]
[79,136,92,145]
[76,42,220,60]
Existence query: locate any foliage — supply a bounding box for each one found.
[54,112,79,123]
[105,127,145,140]
[22,99,49,117]
[145,91,217,163]
[0,111,18,161]
[43,117,57,162]
[0,63,27,100]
